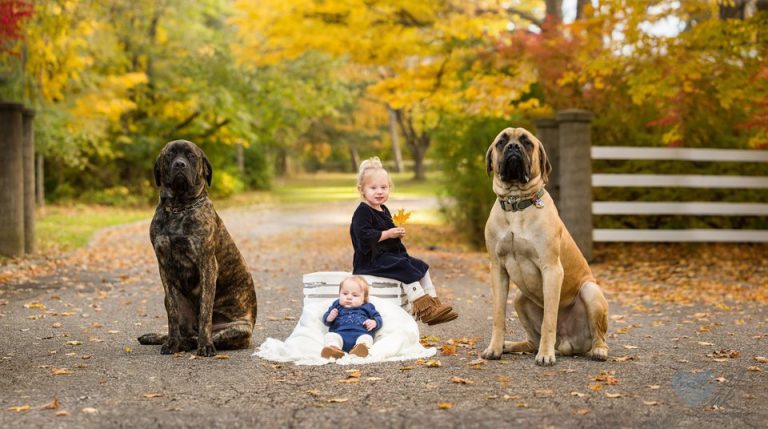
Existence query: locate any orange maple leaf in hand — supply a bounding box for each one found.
[392,209,413,226]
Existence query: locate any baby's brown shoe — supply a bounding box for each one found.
[321,345,345,359]
[349,343,369,358]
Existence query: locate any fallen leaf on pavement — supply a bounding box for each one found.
[534,389,554,398]
[754,356,768,363]
[214,354,230,360]
[623,345,639,349]
[65,341,82,346]
[643,400,661,406]
[610,356,636,362]
[55,410,70,417]
[709,349,739,359]
[24,302,46,309]
[468,358,485,368]
[81,407,98,414]
[451,376,473,384]
[328,398,349,403]
[747,366,762,372]
[605,392,623,398]
[41,399,60,410]
[440,344,457,356]
[436,402,453,410]
[571,392,586,397]
[574,408,591,416]
[8,405,31,412]
[51,368,72,376]
[143,393,163,398]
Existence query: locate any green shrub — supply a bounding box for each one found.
[433,116,521,249]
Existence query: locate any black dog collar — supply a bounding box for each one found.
[498,189,546,212]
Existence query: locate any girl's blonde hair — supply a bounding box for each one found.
[357,157,392,193]
[340,275,371,303]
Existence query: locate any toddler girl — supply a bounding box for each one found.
[349,157,457,325]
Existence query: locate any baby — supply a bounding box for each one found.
[321,276,383,359]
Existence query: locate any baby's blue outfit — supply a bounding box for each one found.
[322,300,383,352]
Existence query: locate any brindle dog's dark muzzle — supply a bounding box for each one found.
[499,142,531,184]
[170,155,194,189]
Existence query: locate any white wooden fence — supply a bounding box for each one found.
[591,146,768,242]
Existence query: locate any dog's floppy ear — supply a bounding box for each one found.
[153,153,163,187]
[538,142,552,184]
[486,145,494,177]
[203,154,213,186]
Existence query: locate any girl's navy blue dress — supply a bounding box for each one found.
[322,300,383,352]
[350,202,429,284]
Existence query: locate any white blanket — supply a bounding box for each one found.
[253,297,436,365]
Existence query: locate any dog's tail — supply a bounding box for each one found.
[137,333,167,345]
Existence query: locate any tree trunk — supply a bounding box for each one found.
[276,148,289,177]
[387,106,404,173]
[236,144,245,175]
[544,0,563,25]
[576,0,589,20]
[36,154,44,209]
[393,109,430,181]
[349,144,360,173]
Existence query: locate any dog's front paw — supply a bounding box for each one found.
[480,346,503,360]
[161,339,182,355]
[535,352,556,366]
[197,343,217,357]
[587,347,608,361]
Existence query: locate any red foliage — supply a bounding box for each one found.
[0,0,34,53]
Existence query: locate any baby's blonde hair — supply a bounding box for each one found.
[340,275,371,303]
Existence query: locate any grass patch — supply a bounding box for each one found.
[220,171,443,206]
[36,205,152,253]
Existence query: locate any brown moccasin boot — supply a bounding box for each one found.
[321,345,345,359]
[349,343,369,358]
[426,297,458,325]
[426,309,458,325]
[411,295,454,324]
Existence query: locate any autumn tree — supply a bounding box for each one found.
[232,0,541,180]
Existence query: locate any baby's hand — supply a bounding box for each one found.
[326,308,339,322]
[363,319,377,331]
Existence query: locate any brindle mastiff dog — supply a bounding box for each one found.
[138,140,258,357]
[480,128,608,366]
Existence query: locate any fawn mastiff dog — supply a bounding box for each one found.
[480,127,608,366]
[138,140,258,356]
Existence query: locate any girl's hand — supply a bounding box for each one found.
[363,319,377,331]
[326,308,339,322]
[385,227,406,240]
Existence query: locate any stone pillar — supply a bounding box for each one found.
[22,108,36,254]
[0,102,25,257]
[534,118,560,208]
[556,109,593,261]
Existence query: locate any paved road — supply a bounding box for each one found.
[1,198,766,428]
